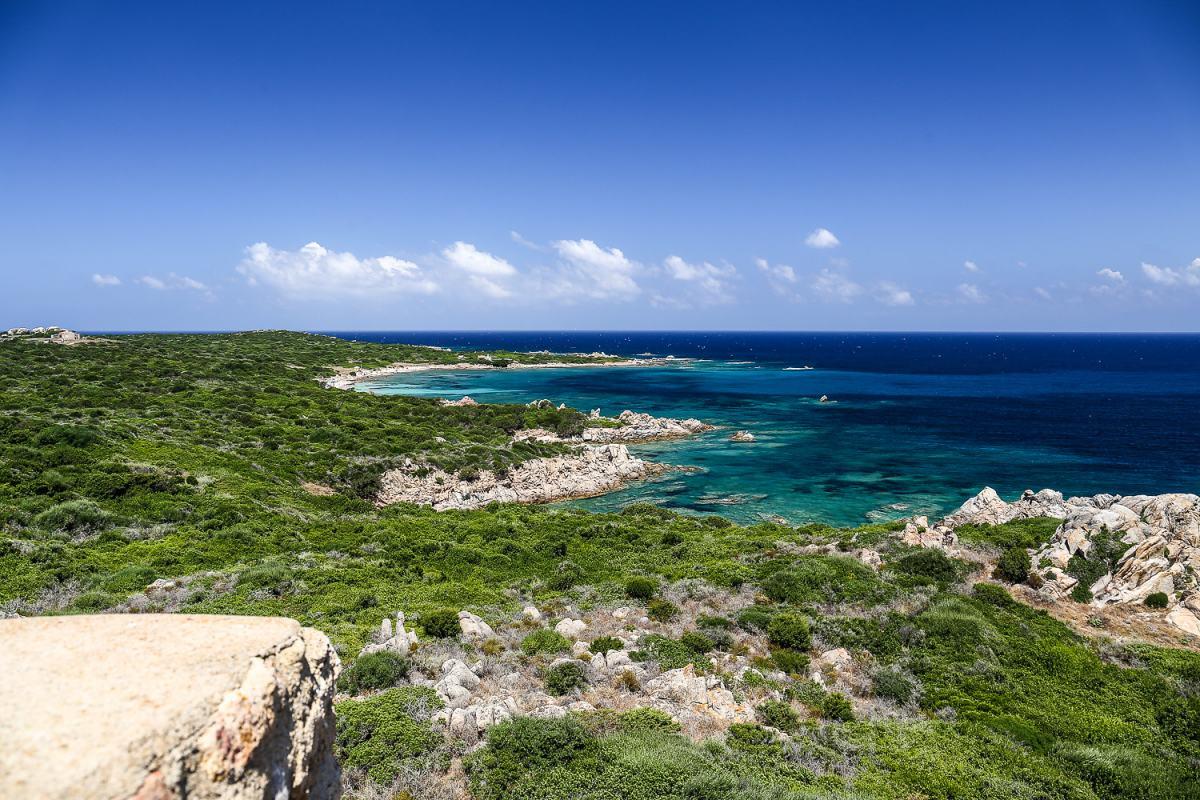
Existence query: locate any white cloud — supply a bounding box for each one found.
[549,239,640,299]
[957,283,986,303]
[92,273,120,287]
[1034,287,1052,300]
[964,260,980,273]
[509,230,543,251]
[812,268,861,302]
[238,241,437,298]
[1141,260,1200,287]
[662,255,736,305]
[874,281,914,306]
[756,258,797,284]
[1097,268,1124,283]
[804,228,840,249]
[442,241,517,277]
[137,276,167,290]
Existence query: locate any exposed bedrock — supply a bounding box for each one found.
[0,615,341,800]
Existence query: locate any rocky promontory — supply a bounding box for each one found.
[377,443,666,510]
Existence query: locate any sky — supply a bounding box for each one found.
[1,0,1198,332]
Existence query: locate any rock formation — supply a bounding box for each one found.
[941,487,1200,637]
[729,431,756,442]
[0,614,340,800]
[581,410,714,443]
[359,611,419,658]
[376,444,665,511]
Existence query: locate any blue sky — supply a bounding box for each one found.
[2,0,1198,331]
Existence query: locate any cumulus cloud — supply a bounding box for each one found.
[812,268,861,302]
[804,228,840,249]
[238,241,437,298]
[138,276,167,290]
[874,281,914,306]
[442,241,516,277]
[964,260,980,273]
[1141,259,1200,287]
[1097,268,1124,283]
[92,273,120,287]
[548,239,640,299]
[957,283,986,303]
[661,255,736,305]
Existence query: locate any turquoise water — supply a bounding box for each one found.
[355,345,1200,526]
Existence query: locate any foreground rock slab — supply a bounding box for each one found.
[0,614,340,800]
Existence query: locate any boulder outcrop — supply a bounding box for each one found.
[581,410,714,443]
[941,488,1200,637]
[0,614,340,800]
[376,444,663,510]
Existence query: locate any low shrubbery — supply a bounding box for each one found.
[544,661,587,695]
[1145,591,1168,609]
[337,650,409,695]
[766,612,811,650]
[624,575,657,600]
[335,687,443,784]
[994,546,1031,583]
[421,608,460,638]
[520,628,571,656]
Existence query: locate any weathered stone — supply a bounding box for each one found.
[555,618,587,639]
[0,615,340,800]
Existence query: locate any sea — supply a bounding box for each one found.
[327,332,1200,527]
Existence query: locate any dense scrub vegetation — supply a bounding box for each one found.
[2,332,1197,799]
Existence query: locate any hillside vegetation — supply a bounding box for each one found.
[1,332,1196,800]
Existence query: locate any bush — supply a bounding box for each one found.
[544,661,587,695]
[973,582,1014,608]
[548,559,584,590]
[647,599,679,622]
[756,699,800,732]
[894,548,960,583]
[994,547,1031,583]
[767,612,811,651]
[520,628,571,656]
[335,687,443,784]
[737,606,773,632]
[761,555,890,605]
[820,692,854,722]
[771,648,810,675]
[469,716,593,800]
[872,665,919,705]
[1145,592,1169,609]
[618,707,679,733]
[589,635,624,656]
[679,631,715,653]
[625,576,658,600]
[33,499,111,535]
[422,608,461,638]
[338,650,410,695]
[1070,583,1093,604]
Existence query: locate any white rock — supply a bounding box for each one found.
[555,618,587,639]
[458,611,495,640]
[522,606,542,621]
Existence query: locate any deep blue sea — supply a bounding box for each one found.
[326,332,1200,527]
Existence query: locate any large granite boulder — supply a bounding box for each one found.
[0,615,340,800]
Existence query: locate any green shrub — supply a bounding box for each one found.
[548,559,584,590]
[625,576,658,600]
[618,707,679,734]
[335,687,443,784]
[736,606,773,632]
[544,661,587,695]
[422,608,461,638]
[469,716,593,800]
[33,499,111,535]
[520,628,571,656]
[338,650,410,695]
[589,635,624,656]
[1070,583,1093,603]
[726,723,777,748]
[771,648,810,675]
[761,555,890,605]
[872,665,919,705]
[994,546,1031,583]
[679,631,715,653]
[973,582,1014,608]
[766,612,811,650]
[756,699,800,732]
[1145,592,1169,609]
[894,548,961,583]
[820,692,854,722]
[647,599,679,622]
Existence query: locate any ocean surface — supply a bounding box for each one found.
[327,332,1200,527]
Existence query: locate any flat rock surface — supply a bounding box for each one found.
[0,614,308,798]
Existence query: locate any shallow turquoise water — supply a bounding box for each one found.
[358,355,1200,527]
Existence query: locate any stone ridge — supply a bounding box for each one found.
[0,615,341,800]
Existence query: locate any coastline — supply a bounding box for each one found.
[320,355,690,390]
